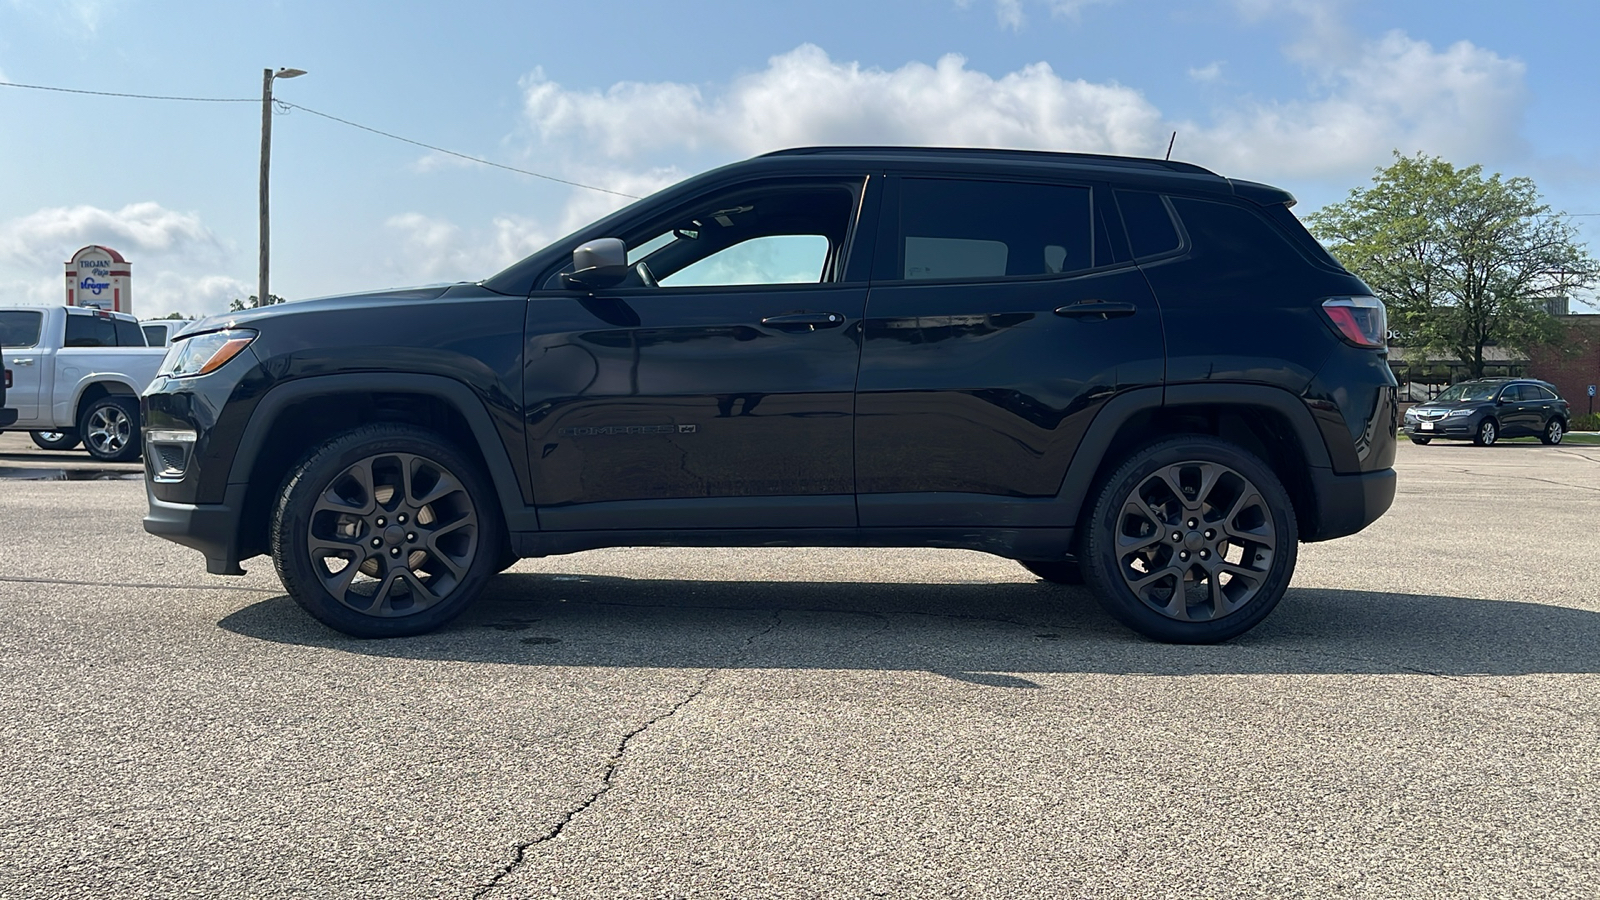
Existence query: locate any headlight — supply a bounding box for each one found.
[1403,408,1420,420]
[158,329,257,378]
[1446,408,1474,417]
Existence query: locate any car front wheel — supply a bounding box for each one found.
[1080,436,1298,644]
[1408,436,1431,445]
[1474,419,1498,446]
[271,424,503,638]
[79,397,141,462]
[1541,418,1564,445]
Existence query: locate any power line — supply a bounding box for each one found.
[0,80,254,102]
[277,101,639,199]
[0,78,639,199]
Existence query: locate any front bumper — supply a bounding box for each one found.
[1404,419,1474,439]
[1304,466,1396,542]
[143,481,252,575]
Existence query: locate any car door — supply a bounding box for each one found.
[854,175,1164,527]
[0,308,48,425]
[524,176,877,530]
[1498,384,1536,436]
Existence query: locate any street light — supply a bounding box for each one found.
[259,67,306,309]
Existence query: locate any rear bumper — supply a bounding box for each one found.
[1304,466,1395,542]
[142,481,251,575]
[0,408,16,428]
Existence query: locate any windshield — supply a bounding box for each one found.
[0,310,44,348]
[1434,382,1501,403]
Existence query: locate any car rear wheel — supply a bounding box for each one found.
[1080,436,1298,644]
[1019,560,1083,585]
[1474,419,1498,446]
[271,424,503,638]
[30,430,82,451]
[1541,418,1564,445]
[1408,436,1431,445]
[79,397,141,462]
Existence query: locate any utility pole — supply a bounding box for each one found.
[259,67,306,310]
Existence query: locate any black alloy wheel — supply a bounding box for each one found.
[1020,559,1084,585]
[29,430,82,451]
[1541,418,1564,445]
[1474,419,1498,447]
[1081,436,1298,644]
[272,424,503,637]
[79,396,141,462]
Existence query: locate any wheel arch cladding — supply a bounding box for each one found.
[227,373,533,562]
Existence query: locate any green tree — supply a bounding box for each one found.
[229,293,285,312]
[1307,152,1598,379]
[159,311,191,320]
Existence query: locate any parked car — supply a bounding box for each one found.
[143,146,1397,644]
[0,306,165,461]
[1403,378,1569,446]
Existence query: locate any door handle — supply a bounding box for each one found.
[760,312,846,331]
[10,358,34,366]
[1055,301,1137,319]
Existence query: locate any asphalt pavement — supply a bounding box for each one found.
[1,433,1597,899]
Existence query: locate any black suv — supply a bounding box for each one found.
[1404,378,1569,446]
[143,147,1397,643]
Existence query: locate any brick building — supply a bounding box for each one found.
[1528,315,1600,417]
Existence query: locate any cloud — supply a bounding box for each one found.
[957,0,1117,30]
[1188,62,1225,83]
[383,213,553,283]
[1179,31,1526,178]
[6,0,115,33]
[523,45,1164,163]
[516,37,1526,188]
[0,202,243,316]
[0,201,223,266]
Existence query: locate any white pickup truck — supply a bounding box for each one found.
[0,306,166,462]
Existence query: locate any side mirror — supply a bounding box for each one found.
[561,238,628,291]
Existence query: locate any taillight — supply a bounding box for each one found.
[1320,295,1387,348]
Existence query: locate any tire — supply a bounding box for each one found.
[1080,436,1299,644]
[1408,436,1431,445]
[1474,419,1498,447]
[1020,560,1083,585]
[1541,418,1564,446]
[30,430,82,451]
[78,397,141,462]
[271,424,504,638]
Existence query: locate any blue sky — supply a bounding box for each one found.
[2,0,1597,316]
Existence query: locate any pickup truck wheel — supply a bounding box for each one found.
[79,397,141,462]
[1081,436,1298,644]
[271,424,503,638]
[1019,560,1083,585]
[30,430,82,451]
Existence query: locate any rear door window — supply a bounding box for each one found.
[887,178,1096,282]
[64,314,117,347]
[114,318,146,346]
[0,310,43,347]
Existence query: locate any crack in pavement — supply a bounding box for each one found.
[471,609,783,899]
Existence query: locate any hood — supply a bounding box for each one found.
[183,283,478,335]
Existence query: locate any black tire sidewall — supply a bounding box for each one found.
[78,397,140,462]
[1081,436,1299,644]
[271,424,504,638]
[30,430,81,451]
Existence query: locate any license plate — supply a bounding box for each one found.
[1420,421,1434,431]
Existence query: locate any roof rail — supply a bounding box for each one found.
[759,146,1217,176]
